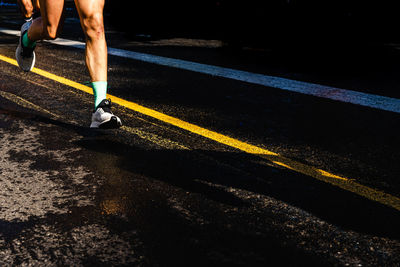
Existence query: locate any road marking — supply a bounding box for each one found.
[0,28,19,36]
[121,125,189,150]
[1,27,400,113]
[1,53,400,211]
[0,78,185,151]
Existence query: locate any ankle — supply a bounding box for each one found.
[22,32,36,48]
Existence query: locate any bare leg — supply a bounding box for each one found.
[74,0,121,128]
[74,0,107,82]
[17,0,34,19]
[27,0,65,42]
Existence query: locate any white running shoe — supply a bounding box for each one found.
[90,99,122,129]
[15,21,36,72]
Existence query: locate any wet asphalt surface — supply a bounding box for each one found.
[1,2,400,266]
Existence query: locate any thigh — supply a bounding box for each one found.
[74,0,104,18]
[38,0,65,31]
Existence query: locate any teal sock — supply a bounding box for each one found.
[92,81,108,109]
[22,32,36,48]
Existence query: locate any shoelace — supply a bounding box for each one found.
[97,99,113,113]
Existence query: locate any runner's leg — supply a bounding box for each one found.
[15,0,64,72]
[74,0,121,128]
[74,0,107,83]
[17,0,40,19]
[17,0,34,19]
[27,0,65,41]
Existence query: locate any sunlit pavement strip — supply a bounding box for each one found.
[1,54,400,212]
[2,27,400,113]
[0,90,58,117]
[0,87,186,151]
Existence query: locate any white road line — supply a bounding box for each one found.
[0,28,19,36]
[2,27,400,114]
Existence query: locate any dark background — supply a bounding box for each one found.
[105,0,400,47]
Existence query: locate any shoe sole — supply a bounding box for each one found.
[90,116,122,129]
[15,46,35,72]
[16,27,35,72]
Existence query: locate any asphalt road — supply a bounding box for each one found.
[1,3,400,266]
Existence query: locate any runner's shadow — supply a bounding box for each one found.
[76,137,400,241]
[2,102,399,241]
[0,102,109,139]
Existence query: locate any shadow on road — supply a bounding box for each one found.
[1,99,399,266]
[75,136,400,242]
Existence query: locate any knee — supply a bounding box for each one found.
[82,13,104,40]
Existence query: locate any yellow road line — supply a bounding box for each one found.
[1,53,400,211]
